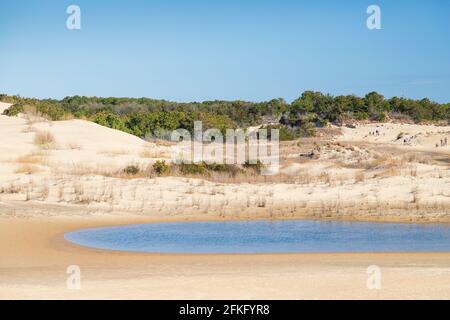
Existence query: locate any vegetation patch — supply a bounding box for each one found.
[123,165,140,176]
[152,160,171,176]
[33,131,55,148]
[2,91,447,143]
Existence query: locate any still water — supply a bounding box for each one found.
[64,220,450,254]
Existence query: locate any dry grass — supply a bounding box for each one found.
[66,143,82,150]
[15,164,40,175]
[52,162,152,180]
[140,149,170,159]
[21,125,35,133]
[354,171,365,183]
[374,167,401,178]
[16,152,46,165]
[14,152,47,175]
[402,153,433,165]
[0,182,25,194]
[34,131,55,148]
[99,149,129,157]
[52,163,115,177]
[24,110,50,125]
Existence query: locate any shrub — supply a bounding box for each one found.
[179,162,208,175]
[3,104,24,116]
[123,165,140,175]
[152,160,171,175]
[204,162,243,176]
[91,112,130,133]
[174,162,243,177]
[261,124,297,141]
[243,160,265,174]
[36,102,66,120]
[34,131,55,147]
[296,122,316,137]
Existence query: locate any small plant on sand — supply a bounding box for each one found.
[16,152,46,165]
[152,160,171,176]
[396,132,405,140]
[204,163,243,177]
[34,131,55,148]
[15,164,40,175]
[140,149,170,159]
[354,171,365,183]
[243,160,265,174]
[123,164,140,176]
[179,162,208,176]
[2,103,24,116]
[319,172,332,184]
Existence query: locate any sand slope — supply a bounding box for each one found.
[339,122,450,152]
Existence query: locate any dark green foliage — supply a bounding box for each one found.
[35,101,67,120]
[1,92,448,142]
[179,162,209,176]
[2,103,24,116]
[261,124,306,141]
[203,163,243,176]
[152,160,171,175]
[92,112,130,132]
[123,165,140,175]
[177,162,243,177]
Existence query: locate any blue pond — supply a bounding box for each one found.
[64,220,450,254]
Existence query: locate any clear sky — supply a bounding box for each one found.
[1,0,449,103]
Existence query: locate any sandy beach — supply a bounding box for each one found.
[2,209,450,300]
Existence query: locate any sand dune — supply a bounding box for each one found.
[0,106,449,221]
[339,122,450,152]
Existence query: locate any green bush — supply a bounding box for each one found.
[152,160,171,175]
[261,124,299,141]
[36,102,66,120]
[176,162,243,177]
[296,122,316,137]
[123,165,140,175]
[179,162,208,175]
[3,104,24,116]
[91,112,129,133]
[1,92,448,140]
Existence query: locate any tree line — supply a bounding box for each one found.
[1,92,448,140]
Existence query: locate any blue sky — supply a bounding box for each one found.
[1,0,449,102]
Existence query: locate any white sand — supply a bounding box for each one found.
[339,122,450,152]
